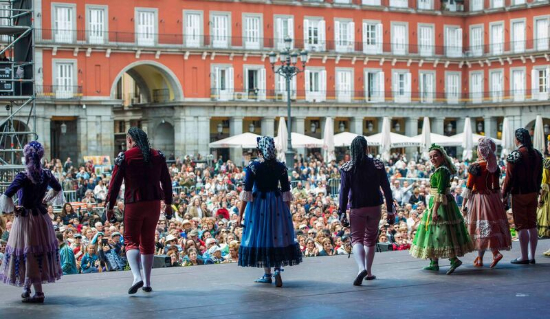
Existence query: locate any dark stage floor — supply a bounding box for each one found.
[1,241,549,319]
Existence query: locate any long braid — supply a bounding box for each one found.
[350,136,368,173]
[128,127,152,164]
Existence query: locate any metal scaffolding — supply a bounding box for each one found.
[0,0,35,192]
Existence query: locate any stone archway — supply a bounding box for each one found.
[110,60,184,103]
[153,121,175,156]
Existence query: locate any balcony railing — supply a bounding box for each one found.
[209,88,549,105]
[33,29,550,60]
[36,85,83,100]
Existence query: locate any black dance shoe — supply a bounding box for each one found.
[128,281,144,294]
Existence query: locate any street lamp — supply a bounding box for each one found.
[60,122,67,135]
[269,37,308,170]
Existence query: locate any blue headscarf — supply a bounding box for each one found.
[257,136,276,161]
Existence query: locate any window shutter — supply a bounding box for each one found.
[319,20,326,50]
[214,67,220,98]
[305,70,310,101]
[362,22,368,53]
[457,28,463,55]
[288,18,294,48]
[348,22,355,48]
[228,67,234,96]
[321,70,327,101]
[334,20,341,45]
[303,19,309,47]
[405,72,411,101]
[377,23,383,53]
[392,72,398,100]
[259,68,266,100]
[378,71,385,101]
[532,69,538,99]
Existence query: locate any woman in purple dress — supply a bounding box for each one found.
[0,141,65,303]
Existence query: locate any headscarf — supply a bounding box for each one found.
[515,128,533,149]
[428,143,456,174]
[257,136,276,161]
[24,141,45,184]
[477,137,498,173]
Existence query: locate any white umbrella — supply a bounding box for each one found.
[380,117,391,162]
[366,132,419,147]
[462,117,473,160]
[501,117,515,157]
[420,117,431,160]
[334,132,358,147]
[534,115,546,153]
[412,133,455,147]
[275,132,323,149]
[275,117,288,162]
[449,133,502,146]
[208,132,261,148]
[323,117,336,162]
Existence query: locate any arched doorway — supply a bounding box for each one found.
[153,122,175,157]
[525,117,550,150]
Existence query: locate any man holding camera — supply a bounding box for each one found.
[105,127,172,294]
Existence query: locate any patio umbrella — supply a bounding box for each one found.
[500,117,515,157]
[333,132,358,147]
[534,115,546,154]
[420,117,431,160]
[275,117,288,162]
[323,117,336,162]
[380,117,391,162]
[208,132,261,148]
[462,117,473,160]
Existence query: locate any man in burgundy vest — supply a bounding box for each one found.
[106,127,172,294]
[502,128,543,265]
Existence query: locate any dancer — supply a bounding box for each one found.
[237,136,301,287]
[462,137,512,268]
[503,128,543,264]
[410,144,474,274]
[0,141,65,303]
[105,127,172,294]
[338,136,395,286]
[537,136,550,246]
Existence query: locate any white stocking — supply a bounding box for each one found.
[364,245,376,277]
[528,228,538,260]
[141,254,154,288]
[126,249,142,285]
[517,230,529,261]
[352,243,366,275]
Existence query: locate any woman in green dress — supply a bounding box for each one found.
[410,144,474,274]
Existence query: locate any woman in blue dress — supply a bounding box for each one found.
[237,136,302,287]
[0,141,65,303]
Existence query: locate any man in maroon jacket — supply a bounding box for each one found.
[106,127,172,294]
[502,128,543,265]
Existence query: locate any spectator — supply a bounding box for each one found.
[80,245,100,273]
[57,232,78,275]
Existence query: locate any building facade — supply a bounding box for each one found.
[3,0,550,163]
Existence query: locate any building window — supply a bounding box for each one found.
[87,7,107,45]
[390,0,408,8]
[513,0,526,4]
[490,23,504,55]
[303,19,326,52]
[446,73,460,104]
[470,26,483,57]
[136,9,156,46]
[492,0,504,8]
[184,12,202,48]
[512,21,525,53]
[244,15,261,50]
[244,67,266,100]
[418,25,434,56]
[211,14,230,48]
[334,0,352,3]
[362,0,381,5]
[470,0,483,11]
[511,69,525,102]
[445,27,462,58]
[535,18,549,51]
[336,69,353,102]
[275,16,294,50]
[275,74,297,100]
[419,72,434,103]
[212,66,234,101]
[470,72,483,104]
[54,5,75,43]
[490,71,503,102]
[305,69,326,102]
[362,22,382,54]
[392,71,411,103]
[334,20,355,53]
[365,70,384,102]
[418,0,433,10]
[54,61,75,99]
[532,67,550,100]
[391,23,407,55]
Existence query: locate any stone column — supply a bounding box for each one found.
[432,117,445,135]
[484,116,497,139]
[261,117,275,137]
[350,117,363,135]
[100,114,114,157]
[229,117,243,165]
[77,116,87,159]
[174,117,185,158]
[405,117,419,159]
[197,117,210,156]
[293,116,306,156]
[86,116,99,154]
[184,116,197,156]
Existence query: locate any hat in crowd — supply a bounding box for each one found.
[165,234,177,242]
[189,229,199,237]
[209,245,222,254]
[111,232,122,238]
[331,219,341,224]
[205,238,216,246]
[182,220,191,226]
[299,224,308,229]
[97,232,105,237]
[73,233,82,239]
[59,226,66,232]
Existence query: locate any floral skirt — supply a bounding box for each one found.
[238,191,302,268]
[465,192,512,251]
[0,212,62,287]
[410,195,474,260]
[537,190,550,238]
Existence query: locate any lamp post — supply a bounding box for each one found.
[269,37,308,170]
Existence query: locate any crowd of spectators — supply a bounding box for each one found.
[0,150,518,274]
